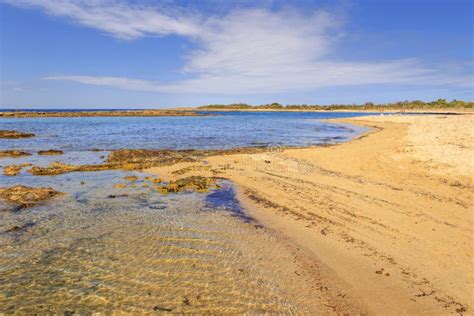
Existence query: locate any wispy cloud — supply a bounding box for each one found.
[4,0,201,39]
[5,0,473,94]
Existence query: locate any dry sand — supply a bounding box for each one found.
[148,114,473,315]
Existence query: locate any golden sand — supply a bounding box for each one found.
[148,114,474,314]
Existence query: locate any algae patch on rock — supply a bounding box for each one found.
[28,161,113,176]
[3,163,33,176]
[38,150,64,156]
[157,176,218,194]
[0,130,35,139]
[124,175,139,182]
[26,147,273,177]
[3,165,21,176]
[107,149,200,165]
[0,150,31,159]
[0,185,63,210]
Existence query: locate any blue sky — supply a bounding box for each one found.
[1,0,473,109]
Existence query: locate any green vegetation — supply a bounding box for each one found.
[198,99,473,111]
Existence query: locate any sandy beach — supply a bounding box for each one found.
[148,114,474,314]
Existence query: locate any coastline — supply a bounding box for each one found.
[191,107,474,114]
[2,108,472,118]
[0,109,206,118]
[147,114,474,314]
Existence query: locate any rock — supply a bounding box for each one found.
[124,175,139,182]
[25,146,277,177]
[3,165,22,176]
[38,149,64,156]
[0,110,206,118]
[145,176,162,184]
[0,150,31,159]
[182,297,190,306]
[108,194,128,198]
[107,149,200,165]
[5,222,35,233]
[153,306,173,312]
[28,161,113,176]
[0,185,63,210]
[0,130,35,138]
[2,163,32,176]
[157,176,216,194]
[114,183,127,189]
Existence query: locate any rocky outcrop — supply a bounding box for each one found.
[38,149,64,156]
[0,150,31,159]
[3,165,21,176]
[157,176,217,194]
[28,161,113,176]
[0,185,63,210]
[0,130,35,138]
[2,163,32,176]
[26,147,275,176]
[107,149,202,165]
[0,110,207,118]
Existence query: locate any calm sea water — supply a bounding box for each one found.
[0,111,371,313]
[0,111,370,151]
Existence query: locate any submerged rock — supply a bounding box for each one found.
[3,165,21,176]
[26,146,275,177]
[0,150,31,159]
[123,175,139,182]
[144,176,162,184]
[28,161,113,176]
[0,130,35,139]
[157,176,217,194]
[3,163,32,176]
[5,221,36,233]
[107,149,201,165]
[0,185,63,210]
[38,149,64,156]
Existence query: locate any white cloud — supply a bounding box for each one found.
[4,0,200,39]
[5,0,473,94]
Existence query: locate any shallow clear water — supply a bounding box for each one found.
[0,111,371,313]
[0,111,370,151]
[0,170,317,313]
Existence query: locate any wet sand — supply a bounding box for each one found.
[148,114,474,314]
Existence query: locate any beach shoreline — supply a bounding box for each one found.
[147,114,474,314]
[188,107,474,114]
[3,108,472,118]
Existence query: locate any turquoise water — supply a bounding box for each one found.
[0,111,370,313]
[0,111,370,151]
